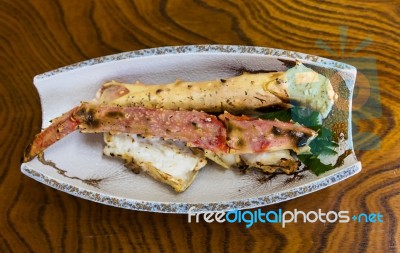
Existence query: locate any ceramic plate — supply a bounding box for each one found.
[21,45,361,213]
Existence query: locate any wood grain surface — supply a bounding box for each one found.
[1,0,399,252]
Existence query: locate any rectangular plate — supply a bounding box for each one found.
[21,45,361,213]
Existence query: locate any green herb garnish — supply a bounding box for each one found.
[297,155,334,176]
[259,106,322,129]
[259,109,292,122]
[260,106,338,175]
[309,127,338,156]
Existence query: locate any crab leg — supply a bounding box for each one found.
[23,103,229,162]
[96,72,286,113]
[23,107,80,162]
[23,103,317,162]
[73,103,228,153]
[219,113,316,153]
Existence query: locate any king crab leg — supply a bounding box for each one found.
[23,107,80,162]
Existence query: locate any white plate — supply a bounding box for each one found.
[21,45,361,213]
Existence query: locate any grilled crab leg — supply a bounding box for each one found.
[24,107,80,162]
[23,103,228,162]
[23,103,316,162]
[97,72,285,113]
[97,62,336,118]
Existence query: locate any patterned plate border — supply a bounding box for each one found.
[21,162,361,213]
[34,45,356,81]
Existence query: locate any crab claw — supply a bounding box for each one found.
[23,107,80,162]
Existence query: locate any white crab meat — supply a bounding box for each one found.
[103,133,207,192]
[205,149,299,174]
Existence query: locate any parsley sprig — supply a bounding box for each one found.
[260,106,337,175]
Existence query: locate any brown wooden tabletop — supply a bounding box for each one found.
[1,0,399,252]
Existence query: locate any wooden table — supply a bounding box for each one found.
[1,0,399,252]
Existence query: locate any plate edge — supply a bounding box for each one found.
[21,162,361,214]
[33,45,357,83]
